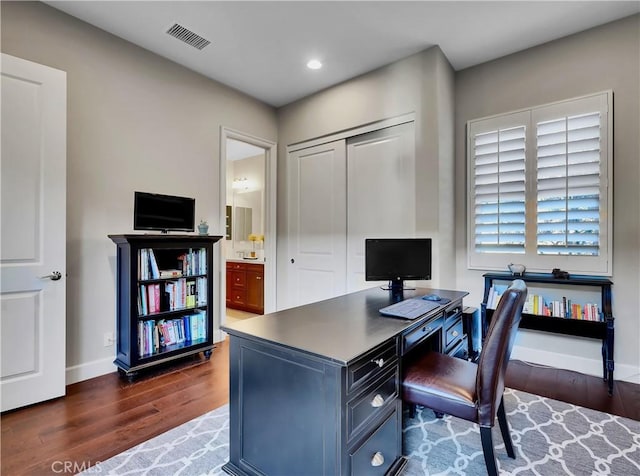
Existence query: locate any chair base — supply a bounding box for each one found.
[480,397,516,476]
[497,397,515,459]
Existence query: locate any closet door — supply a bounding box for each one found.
[287,140,347,308]
[346,122,416,292]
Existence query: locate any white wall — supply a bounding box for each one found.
[1,1,278,383]
[454,15,640,382]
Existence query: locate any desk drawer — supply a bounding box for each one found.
[347,369,398,441]
[350,410,399,476]
[447,337,468,359]
[402,315,443,354]
[445,319,464,348]
[444,305,462,327]
[348,340,397,394]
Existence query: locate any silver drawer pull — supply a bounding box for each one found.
[371,452,385,467]
[371,358,384,368]
[370,394,384,408]
[451,330,459,337]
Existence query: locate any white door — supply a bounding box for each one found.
[1,54,67,411]
[346,122,416,292]
[287,140,347,308]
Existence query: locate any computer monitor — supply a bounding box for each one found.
[365,238,432,292]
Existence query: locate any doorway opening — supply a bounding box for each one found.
[217,128,276,335]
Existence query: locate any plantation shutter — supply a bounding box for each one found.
[467,91,611,275]
[472,125,526,254]
[536,112,602,256]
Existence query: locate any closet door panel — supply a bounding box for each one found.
[288,140,347,308]
[346,123,416,292]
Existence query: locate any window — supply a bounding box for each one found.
[467,92,612,275]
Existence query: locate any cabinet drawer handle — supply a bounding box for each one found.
[371,358,385,368]
[370,394,384,408]
[451,330,459,337]
[256,276,262,280]
[371,452,385,467]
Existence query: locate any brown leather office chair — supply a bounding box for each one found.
[402,279,527,476]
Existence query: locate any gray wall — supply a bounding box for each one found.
[277,47,457,304]
[1,1,278,382]
[455,15,640,381]
[3,1,638,384]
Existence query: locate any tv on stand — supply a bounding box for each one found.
[133,191,195,234]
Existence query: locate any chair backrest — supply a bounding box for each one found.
[476,279,527,426]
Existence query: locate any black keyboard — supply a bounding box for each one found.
[379,298,441,320]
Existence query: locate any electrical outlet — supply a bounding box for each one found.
[103,332,114,347]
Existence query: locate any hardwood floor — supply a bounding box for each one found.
[2,339,638,476]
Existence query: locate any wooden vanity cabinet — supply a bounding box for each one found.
[226,261,264,314]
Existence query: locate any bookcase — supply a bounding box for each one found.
[109,234,222,379]
[481,272,615,394]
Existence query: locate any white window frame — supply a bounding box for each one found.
[467,91,613,276]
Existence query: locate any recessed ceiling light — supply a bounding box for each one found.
[307,59,322,70]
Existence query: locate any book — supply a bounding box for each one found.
[190,314,199,340]
[153,284,161,313]
[197,277,207,306]
[186,280,196,308]
[160,269,183,278]
[139,249,148,280]
[147,285,156,313]
[148,249,160,279]
[176,319,186,343]
[183,316,191,342]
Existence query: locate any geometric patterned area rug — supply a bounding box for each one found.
[81,388,640,475]
[403,388,640,476]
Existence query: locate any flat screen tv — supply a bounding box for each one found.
[365,238,432,291]
[133,191,195,233]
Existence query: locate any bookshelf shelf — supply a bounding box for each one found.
[481,272,614,394]
[109,234,222,380]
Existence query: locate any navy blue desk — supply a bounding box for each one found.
[221,286,468,476]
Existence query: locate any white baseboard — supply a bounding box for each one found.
[65,341,640,386]
[512,344,640,384]
[66,357,117,385]
[67,333,228,385]
[213,328,227,343]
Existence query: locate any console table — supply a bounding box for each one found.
[221,286,468,476]
[481,272,614,394]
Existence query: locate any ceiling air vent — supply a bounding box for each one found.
[166,23,211,50]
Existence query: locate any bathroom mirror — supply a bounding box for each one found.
[234,206,252,243]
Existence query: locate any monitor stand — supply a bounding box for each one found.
[380,280,415,303]
[380,280,415,292]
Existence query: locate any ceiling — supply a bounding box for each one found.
[227,138,264,161]
[45,1,640,108]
